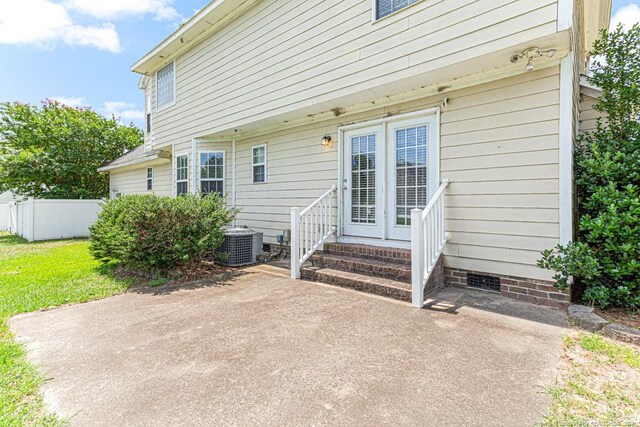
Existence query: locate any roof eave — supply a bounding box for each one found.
[583,0,613,54]
[131,0,258,75]
[580,75,603,98]
[98,151,171,172]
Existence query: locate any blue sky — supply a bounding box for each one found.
[0,0,638,129]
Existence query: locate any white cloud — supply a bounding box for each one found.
[51,96,87,107]
[65,23,121,53]
[65,0,181,21]
[102,101,144,123]
[0,0,121,52]
[611,4,640,31]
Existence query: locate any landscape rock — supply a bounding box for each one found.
[567,304,608,332]
[602,323,640,346]
[568,304,594,315]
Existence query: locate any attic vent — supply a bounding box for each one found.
[467,273,501,292]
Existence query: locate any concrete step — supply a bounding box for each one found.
[310,253,411,284]
[323,243,411,266]
[301,267,412,303]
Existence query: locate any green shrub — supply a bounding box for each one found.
[538,24,640,309]
[89,193,237,271]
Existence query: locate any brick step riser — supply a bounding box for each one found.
[310,255,411,284]
[301,269,411,302]
[323,244,411,266]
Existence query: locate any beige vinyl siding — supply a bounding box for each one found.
[109,163,172,197]
[153,164,172,196]
[226,67,561,281]
[442,67,560,281]
[149,0,559,148]
[579,94,603,133]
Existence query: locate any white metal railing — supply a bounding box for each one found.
[411,179,449,308]
[291,185,337,279]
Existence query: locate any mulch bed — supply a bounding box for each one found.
[595,307,640,330]
[114,259,237,288]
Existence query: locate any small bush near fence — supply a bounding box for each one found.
[89,194,237,271]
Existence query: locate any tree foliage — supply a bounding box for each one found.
[0,100,142,199]
[539,24,640,309]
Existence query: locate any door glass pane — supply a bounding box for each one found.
[396,125,428,226]
[351,134,376,224]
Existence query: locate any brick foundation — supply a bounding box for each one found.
[444,267,570,308]
[425,255,445,298]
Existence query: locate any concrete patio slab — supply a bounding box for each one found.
[11,266,568,426]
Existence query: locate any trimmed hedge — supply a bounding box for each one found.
[89,193,237,271]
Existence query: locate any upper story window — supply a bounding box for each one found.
[156,61,175,110]
[176,154,189,196]
[145,93,152,135]
[252,144,267,183]
[375,0,419,20]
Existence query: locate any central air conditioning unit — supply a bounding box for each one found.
[217,228,263,266]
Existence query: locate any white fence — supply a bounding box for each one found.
[0,204,9,231]
[7,199,103,242]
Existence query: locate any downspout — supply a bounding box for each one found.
[232,139,237,226]
[171,143,176,197]
[191,138,197,194]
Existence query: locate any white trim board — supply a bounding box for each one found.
[558,55,575,246]
[557,0,574,31]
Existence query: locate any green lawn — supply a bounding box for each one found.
[0,232,131,426]
[543,332,640,425]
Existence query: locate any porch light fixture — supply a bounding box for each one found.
[510,47,557,72]
[321,135,332,147]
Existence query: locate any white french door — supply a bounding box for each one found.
[341,111,439,241]
[385,115,439,240]
[342,125,384,238]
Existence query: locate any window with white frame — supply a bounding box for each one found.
[146,167,153,191]
[200,152,224,196]
[375,0,419,19]
[156,61,175,110]
[145,93,152,135]
[252,144,267,183]
[176,154,189,196]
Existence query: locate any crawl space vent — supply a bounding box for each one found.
[467,273,501,292]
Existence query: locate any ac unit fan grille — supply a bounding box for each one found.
[220,234,254,266]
